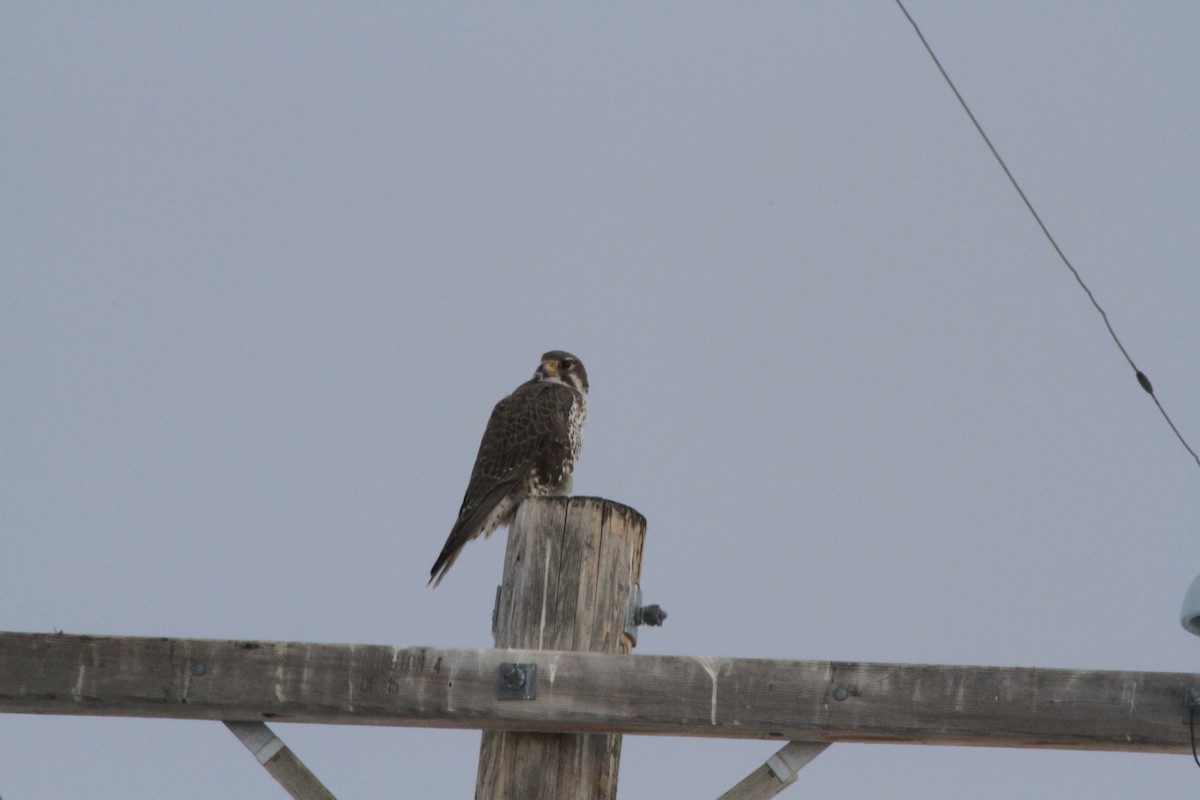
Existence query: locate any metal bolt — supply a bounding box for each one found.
[497,663,536,700]
[833,687,848,701]
[634,604,668,627]
[191,662,206,677]
[500,663,525,689]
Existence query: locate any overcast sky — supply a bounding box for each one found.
[3,2,1199,798]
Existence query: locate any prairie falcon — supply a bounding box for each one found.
[429,350,588,586]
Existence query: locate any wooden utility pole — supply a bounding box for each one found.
[476,496,647,800]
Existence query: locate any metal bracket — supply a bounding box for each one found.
[224,720,338,799]
[497,662,536,701]
[624,583,668,647]
[492,585,502,637]
[226,721,286,765]
[1183,686,1200,724]
[766,742,828,784]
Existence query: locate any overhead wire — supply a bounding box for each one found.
[893,0,1200,472]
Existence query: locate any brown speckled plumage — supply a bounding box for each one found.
[429,351,588,586]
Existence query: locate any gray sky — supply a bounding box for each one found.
[3,2,1198,797]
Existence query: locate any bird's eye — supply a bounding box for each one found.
[561,358,574,369]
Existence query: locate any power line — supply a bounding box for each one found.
[894,0,1200,471]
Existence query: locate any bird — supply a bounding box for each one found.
[429,350,589,586]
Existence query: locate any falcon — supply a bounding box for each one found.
[429,350,588,586]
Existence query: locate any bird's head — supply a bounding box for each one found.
[535,350,588,394]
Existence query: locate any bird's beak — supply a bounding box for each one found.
[541,360,559,377]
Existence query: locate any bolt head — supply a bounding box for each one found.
[501,664,525,688]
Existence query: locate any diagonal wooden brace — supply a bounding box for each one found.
[717,741,829,800]
[225,721,337,800]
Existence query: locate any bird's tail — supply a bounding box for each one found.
[427,545,462,588]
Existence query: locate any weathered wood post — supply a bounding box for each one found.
[475,496,647,800]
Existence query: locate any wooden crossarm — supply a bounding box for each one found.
[1,632,1195,754]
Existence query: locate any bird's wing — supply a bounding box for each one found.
[429,381,576,585]
[427,472,525,586]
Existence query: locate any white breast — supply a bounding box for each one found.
[568,393,586,462]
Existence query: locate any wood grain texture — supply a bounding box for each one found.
[0,641,1195,753]
[477,496,646,800]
